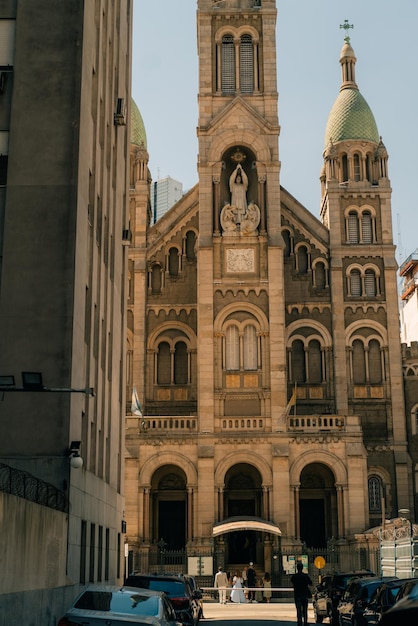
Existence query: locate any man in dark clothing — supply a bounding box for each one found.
[290,561,312,626]
[246,562,256,602]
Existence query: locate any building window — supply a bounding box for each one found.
[157,342,171,384]
[221,35,235,94]
[368,476,382,513]
[168,248,179,277]
[157,340,190,385]
[352,339,366,384]
[151,265,162,294]
[349,269,362,296]
[226,325,240,370]
[364,269,377,296]
[239,34,254,93]
[361,211,373,243]
[174,341,188,384]
[243,324,257,370]
[307,339,323,383]
[353,153,361,181]
[291,339,306,383]
[185,231,196,260]
[347,211,359,243]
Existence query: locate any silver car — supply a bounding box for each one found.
[57,585,184,626]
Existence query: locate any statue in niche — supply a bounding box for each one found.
[220,163,260,235]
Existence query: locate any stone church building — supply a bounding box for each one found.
[125,0,416,574]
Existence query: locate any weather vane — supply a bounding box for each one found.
[340,19,354,43]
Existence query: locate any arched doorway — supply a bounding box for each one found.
[223,463,262,563]
[299,463,337,547]
[151,464,187,549]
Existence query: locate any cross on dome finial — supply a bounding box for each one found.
[340,19,354,43]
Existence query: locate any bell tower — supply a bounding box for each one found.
[196,0,287,433]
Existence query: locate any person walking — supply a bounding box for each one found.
[262,572,272,603]
[214,566,229,604]
[246,562,256,603]
[291,561,312,626]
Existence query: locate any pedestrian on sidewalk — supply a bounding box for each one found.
[291,561,312,626]
[246,562,256,602]
[214,566,229,604]
[262,572,272,603]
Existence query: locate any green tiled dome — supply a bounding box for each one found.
[131,99,147,148]
[324,88,379,148]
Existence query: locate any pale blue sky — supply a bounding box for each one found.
[133,1,418,264]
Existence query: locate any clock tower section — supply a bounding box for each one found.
[196,0,286,433]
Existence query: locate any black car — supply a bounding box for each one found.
[124,572,202,626]
[363,578,418,625]
[380,597,418,625]
[393,576,418,603]
[313,570,376,625]
[338,576,397,626]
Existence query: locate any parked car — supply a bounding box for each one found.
[338,576,397,626]
[57,584,183,626]
[380,597,418,625]
[124,573,202,626]
[313,570,376,625]
[363,578,418,625]
[393,576,418,603]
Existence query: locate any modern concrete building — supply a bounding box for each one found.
[152,175,184,223]
[0,1,131,621]
[400,250,418,345]
[125,0,417,578]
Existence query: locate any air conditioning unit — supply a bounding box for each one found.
[114,98,126,126]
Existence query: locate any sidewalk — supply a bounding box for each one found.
[202,599,315,621]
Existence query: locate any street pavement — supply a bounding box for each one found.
[201,599,315,623]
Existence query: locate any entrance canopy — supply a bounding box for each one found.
[212,516,281,537]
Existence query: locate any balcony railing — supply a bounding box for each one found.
[288,415,345,432]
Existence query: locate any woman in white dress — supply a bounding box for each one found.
[230,571,246,603]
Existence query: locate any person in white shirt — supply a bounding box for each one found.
[214,566,229,604]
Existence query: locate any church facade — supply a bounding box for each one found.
[125,0,416,573]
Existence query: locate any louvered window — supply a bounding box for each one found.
[364,269,376,296]
[239,35,253,93]
[350,269,361,296]
[347,212,359,243]
[221,35,235,94]
[308,340,322,383]
[243,325,257,370]
[362,211,373,243]
[353,154,361,181]
[226,325,240,370]
[292,340,306,383]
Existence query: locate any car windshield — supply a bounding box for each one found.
[126,578,186,597]
[74,590,160,615]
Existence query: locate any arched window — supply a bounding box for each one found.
[347,211,359,243]
[368,339,382,384]
[307,340,322,383]
[314,262,326,289]
[157,342,171,384]
[368,476,382,513]
[353,154,361,181]
[151,265,162,294]
[352,340,366,384]
[221,35,235,94]
[361,211,373,243]
[364,269,377,296]
[350,269,361,296]
[174,341,188,384]
[291,340,306,383]
[185,231,196,260]
[243,325,257,370]
[342,154,349,182]
[239,34,254,93]
[282,230,291,258]
[168,248,179,277]
[297,246,309,274]
[225,325,240,370]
